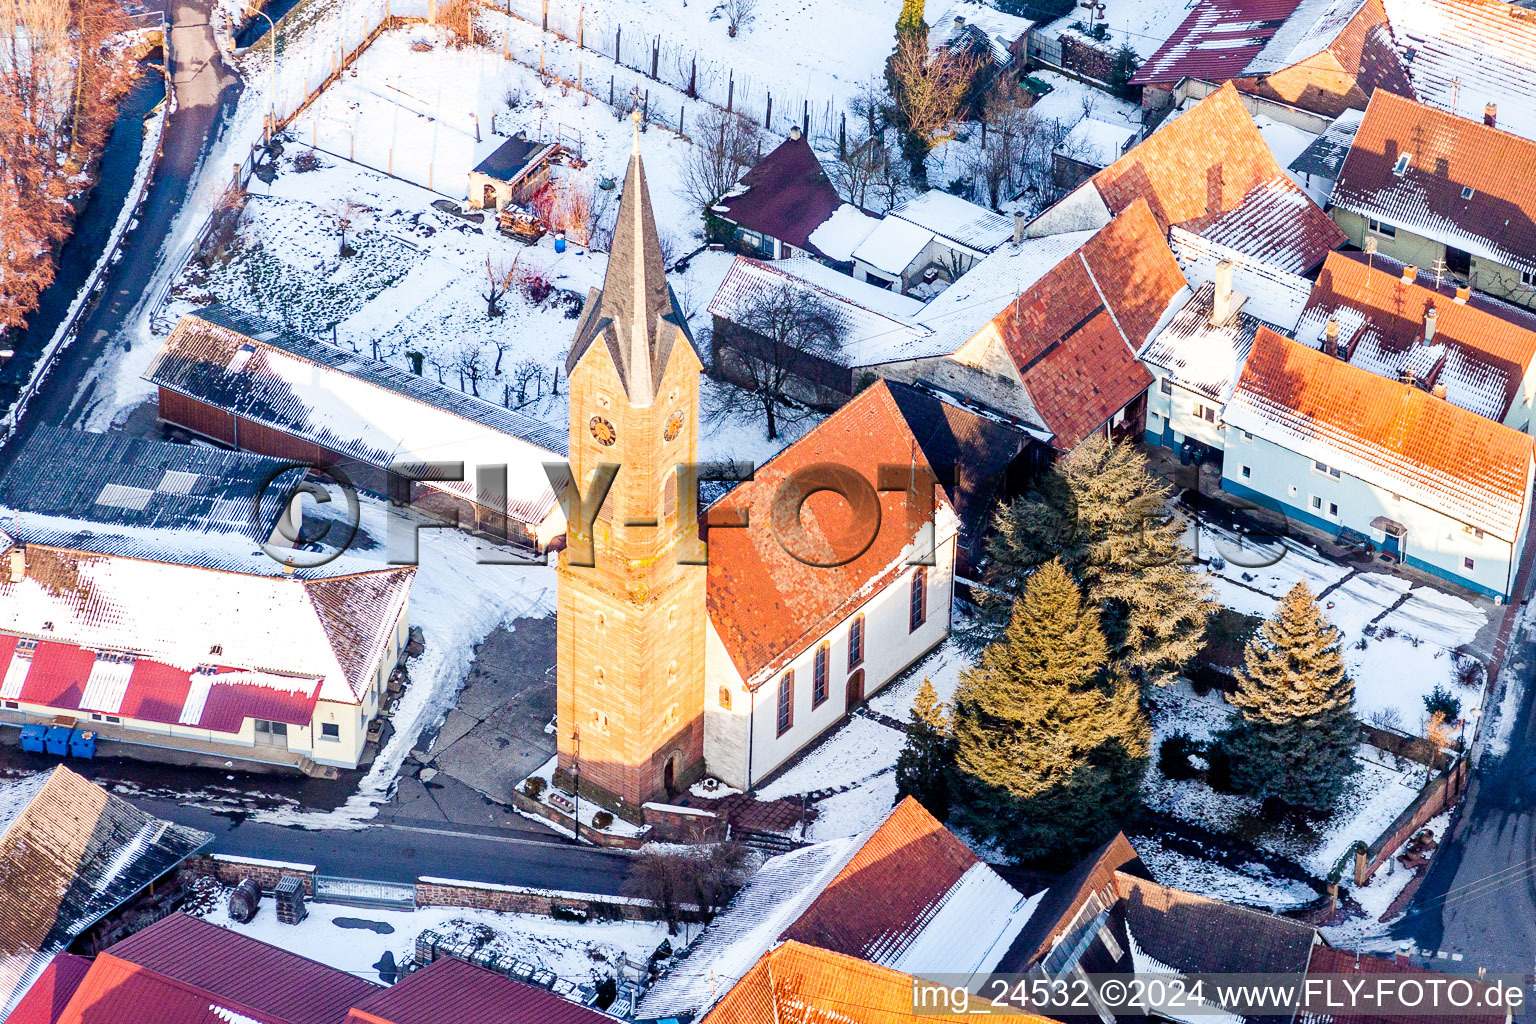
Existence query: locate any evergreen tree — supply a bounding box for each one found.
[895,677,955,821]
[963,435,1213,689]
[1216,582,1359,812]
[894,0,926,41]
[951,560,1149,864]
[1108,44,1141,100]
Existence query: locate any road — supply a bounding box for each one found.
[0,0,240,468]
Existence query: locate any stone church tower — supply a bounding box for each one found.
[555,125,706,809]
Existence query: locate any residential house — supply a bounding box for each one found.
[1222,328,1535,599]
[851,191,1013,295]
[0,768,211,1017]
[1288,107,1365,199]
[6,954,89,1024]
[345,953,618,1024]
[1301,946,1513,1024]
[927,1,1031,73]
[1381,0,1536,144]
[1051,117,1138,191]
[0,535,415,771]
[708,255,926,409]
[700,942,983,1024]
[144,305,568,554]
[703,382,961,790]
[710,128,844,260]
[1142,228,1314,457]
[1294,252,1536,434]
[1133,0,1410,119]
[639,797,1039,1021]
[865,199,1189,452]
[1328,90,1536,311]
[1027,83,1345,275]
[466,132,557,211]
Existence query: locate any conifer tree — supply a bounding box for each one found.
[894,0,926,42]
[895,677,954,821]
[1217,582,1359,812]
[964,435,1213,688]
[951,560,1149,864]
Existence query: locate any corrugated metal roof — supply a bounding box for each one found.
[47,953,293,1024]
[1132,0,1309,85]
[887,191,1013,254]
[1288,107,1365,180]
[5,953,91,1024]
[347,955,611,1024]
[109,913,380,1024]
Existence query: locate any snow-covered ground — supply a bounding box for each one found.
[1038,0,1194,61]
[1193,525,1490,732]
[196,893,676,989]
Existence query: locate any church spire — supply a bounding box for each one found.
[564,110,686,408]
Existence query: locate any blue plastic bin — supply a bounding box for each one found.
[43,725,72,756]
[69,730,96,758]
[19,724,46,753]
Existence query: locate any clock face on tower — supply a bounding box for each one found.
[664,409,685,441]
[590,415,618,446]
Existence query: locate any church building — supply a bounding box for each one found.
[557,125,958,812]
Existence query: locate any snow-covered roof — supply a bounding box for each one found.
[0,543,413,707]
[1331,89,1536,277]
[708,257,928,367]
[806,203,882,263]
[1140,282,1273,403]
[1035,0,1193,61]
[1288,107,1365,181]
[1227,328,1534,539]
[1133,0,1313,86]
[887,190,1013,254]
[144,307,566,529]
[851,230,1096,365]
[0,768,210,1018]
[1055,117,1138,168]
[1170,227,1314,330]
[926,0,1030,66]
[1197,175,1341,275]
[1244,0,1369,74]
[850,216,936,276]
[1382,0,1536,144]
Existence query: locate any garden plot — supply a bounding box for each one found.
[1192,524,1491,729]
[1129,833,1318,911]
[1145,682,1425,881]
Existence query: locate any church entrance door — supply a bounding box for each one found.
[846,670,865,709]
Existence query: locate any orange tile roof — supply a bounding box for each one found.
[701,941,1027,1024]
[1298,252,1536,420]
[982,200,1182,449]
[1331,89,1536,275]
[781,797,979,958]
[1090,84,1344,271]
[1227,327,1534,538]
[706,381,953,685]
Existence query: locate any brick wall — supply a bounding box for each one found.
[414,878,696,922]
[1356,757,1469,885]
[184,854,317,895]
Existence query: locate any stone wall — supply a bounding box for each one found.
[184,853,318,895]
[414,877,698,922]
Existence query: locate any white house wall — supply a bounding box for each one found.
[1144,370,1226,452]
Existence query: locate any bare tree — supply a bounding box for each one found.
[888,35,982,148]
[426,350,450,384]
[831,129,908,213]
[624,843,751,934]
[489,334,511,376]
[325,196,369,256]
[511,358,545,404]
[678,106,762,215]
[482,253,521,318]
[717,281,844,440]
[456,342,485,396]
[723,0,756,36]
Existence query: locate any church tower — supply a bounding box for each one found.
[556,120,706,809]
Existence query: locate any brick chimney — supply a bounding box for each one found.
[1454,285,1471,304]
[1013,211,1025,245]
[7,546,23,584]
[1210,260,1247,325]
[1324,317,1341,356]
[1433,382,1448,399]
[1402,265,1418,283]
[1485,102,1497,128]
[788,125,803,141]
[1423,305,1438,344]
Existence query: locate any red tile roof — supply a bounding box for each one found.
[50,954,290,1024]
[705,381,954,685]
[347,956,611,1024]
[1301,946,1509,1024]
[1133,0,1309,86]
[6,954,91,1024]
[108,914,379,1024]
[1331,89,1536,276]
[981,200,1183,449]
[711,134,843,254]
[1090,84,1344,271]
[780,797,979,958]
[1227,328,1534,539]
[1298,252,1536,421]
[701,941,1010,1024]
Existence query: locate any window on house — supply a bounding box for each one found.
[1328,501,1340,518]
[1202,406,1216,423]
[254,719,288,736]
[909,567,928,632]
[1159,378,1172,395]
[1368,217,1396,237]
[1464,556,1476,571]
[1392,153,1411,175]
[812,644,829,708]
[848,614,865,670]
[1462,186,1475,199]
[1310,494,1323,511]
[777,671,794,736]
[320,722,340,739]
[1523,270,1536,289]
[2,701,16,709]
[1240,429,1253,442]
[719,686,732,710]
[1312,460,1341,479]
[1240,465,1252,479]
